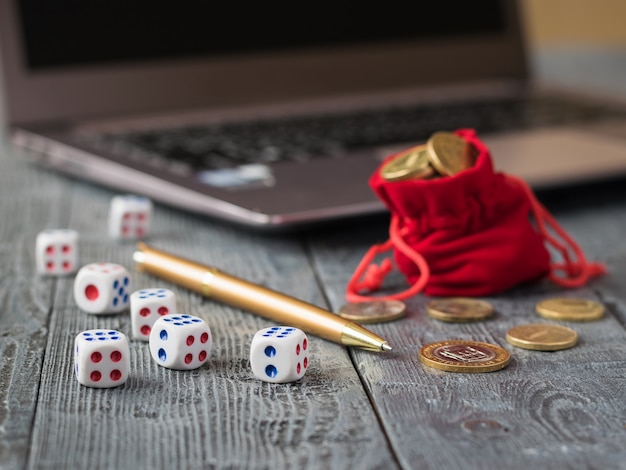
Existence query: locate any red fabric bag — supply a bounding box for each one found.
[346,129,606,302]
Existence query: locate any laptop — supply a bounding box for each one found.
[2,0,626,232]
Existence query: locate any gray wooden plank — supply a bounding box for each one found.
[309,202,626,470]
[4,131,626,470]
[18,171,399,469]
[0,143,82,470]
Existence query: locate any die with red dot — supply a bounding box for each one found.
[35,229,79,275]
[73,262,131,314]
[149,314,212,370]
[130,288,177,341]
[108,195,152,240]
[74,329,130,388]
[250,326,309,383]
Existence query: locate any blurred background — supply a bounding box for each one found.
[521,0,626,98]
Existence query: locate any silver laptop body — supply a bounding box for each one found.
[2,0,626,231]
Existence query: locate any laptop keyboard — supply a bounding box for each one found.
[81,95,626,174]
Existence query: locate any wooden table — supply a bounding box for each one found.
[3,135,626,470]
[2,56,626,468]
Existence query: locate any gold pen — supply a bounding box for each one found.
[133,243,392,352]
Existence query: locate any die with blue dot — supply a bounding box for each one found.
[250,326,309,383]
[74,329,130,388]
[130,288,177,341]
[149,314,212,370]
[108,194,152,240]
[73,262,131,314]
[35,229,79,276]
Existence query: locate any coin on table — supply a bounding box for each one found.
[506,323,578,351]
[535,297,604,321]
[426,131,475,176]
[379,145,435,182]
[419,340,510,373]
[426,297,494,322]
[337,300,406,323]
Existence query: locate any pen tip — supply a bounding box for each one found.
[381,342,392,352]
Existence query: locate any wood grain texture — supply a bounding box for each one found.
[0,143,72,470]
[3,143,626,469]
[0,146,397,470]
[308,199,626,470]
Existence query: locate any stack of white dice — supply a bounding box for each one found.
[37,194,311,388]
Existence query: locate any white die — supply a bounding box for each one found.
[130,288,177,341]
[74,329,130,388]
[108,195,152,239]
[250,326,309,383]
[35,229,79,275]
[149,314,212,370]
[73,262,131,314]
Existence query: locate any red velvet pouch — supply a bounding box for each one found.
[346,129,606,302]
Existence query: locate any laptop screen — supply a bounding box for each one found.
[3,1,525,125]
[18,1,505,71]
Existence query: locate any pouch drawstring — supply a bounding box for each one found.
[346,215,430,302]
[506,175,606,287]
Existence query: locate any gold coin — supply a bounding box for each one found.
[506,323,578,351]
[426,131,475,176]
[337,300,406,323]
[419,340,510,373]
[426,297,494,322]
[379,145,435,182]
[535,298,604,321]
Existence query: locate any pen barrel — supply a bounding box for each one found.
[134,243,388,350]
[204,271,344,343]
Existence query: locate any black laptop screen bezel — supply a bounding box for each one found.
[0,0,528,125]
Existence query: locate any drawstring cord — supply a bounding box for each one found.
[345,215,430,302]
[506,175,606,287]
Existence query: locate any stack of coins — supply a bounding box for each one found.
[380,131,477,182]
